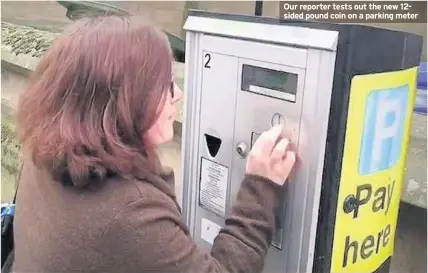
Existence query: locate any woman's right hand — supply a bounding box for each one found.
[246,125,297,186]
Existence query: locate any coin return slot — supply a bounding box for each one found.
[272,200,286,250]
[205,134,222,158]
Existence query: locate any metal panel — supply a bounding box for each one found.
[231,58,306,273]
[192,47,240,250]
[298,49,337,273]
[183,14,339,51]
[201,35,308,69]
[181,14,338,273]
[181,31,203,232]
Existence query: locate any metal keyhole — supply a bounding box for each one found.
[343,194,358,213]
[236,142,248,158]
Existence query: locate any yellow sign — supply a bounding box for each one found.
[331,67,419,273]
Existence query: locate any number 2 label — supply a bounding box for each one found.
[204,53,211,68]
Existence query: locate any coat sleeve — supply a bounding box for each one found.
[103,174,283,273]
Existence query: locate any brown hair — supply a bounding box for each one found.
[16,16,174,188]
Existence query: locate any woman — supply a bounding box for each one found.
[13,16,297,273]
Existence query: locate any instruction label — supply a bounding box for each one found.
[199,157,228,216]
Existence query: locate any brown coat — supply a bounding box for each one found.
[13,160,282,273]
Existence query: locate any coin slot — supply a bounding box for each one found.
[272,187,287,250]
[205,134,222,158]
[271,113,286,127]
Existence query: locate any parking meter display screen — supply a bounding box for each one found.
[241,64,298,102]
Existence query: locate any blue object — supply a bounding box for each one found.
[414,62,427,115]
[359,85,409,175]
[1,204,15,220]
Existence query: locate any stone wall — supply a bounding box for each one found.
[1,69,23,201]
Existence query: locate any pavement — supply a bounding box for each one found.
[159,136,183,207]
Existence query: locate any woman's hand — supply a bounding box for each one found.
[246,125,296,186]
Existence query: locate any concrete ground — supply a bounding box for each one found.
[159,136,183,206]
[2,69,426,273]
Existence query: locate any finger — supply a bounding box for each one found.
[252,125,284,156]
[271,138,290,162]
[265,125,284,140]
[280,127,293,141]
[282,151,296,176]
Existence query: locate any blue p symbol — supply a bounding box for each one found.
[359,86,409,175]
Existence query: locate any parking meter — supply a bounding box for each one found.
[180,10,423,273]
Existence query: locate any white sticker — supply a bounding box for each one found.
[199,158,228,216]
[201,218,222,245]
